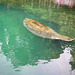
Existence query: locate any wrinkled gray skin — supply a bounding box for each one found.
[23,18,74,41]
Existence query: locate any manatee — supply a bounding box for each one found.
[23,18,74,41]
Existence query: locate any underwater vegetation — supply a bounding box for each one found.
[1,0,74,37]
[0,0,75,70]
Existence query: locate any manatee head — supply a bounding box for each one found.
[63,36,74,41]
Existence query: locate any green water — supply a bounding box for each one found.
[0,4,75,75]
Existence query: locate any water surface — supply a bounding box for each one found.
[0,4,75,75]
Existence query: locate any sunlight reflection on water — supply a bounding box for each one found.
[0,3,75,75]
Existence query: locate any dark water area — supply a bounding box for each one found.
[0,4,75,75]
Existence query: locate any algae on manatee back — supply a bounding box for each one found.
[23,18,74,41]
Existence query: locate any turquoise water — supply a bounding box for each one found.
[0,4,75,75]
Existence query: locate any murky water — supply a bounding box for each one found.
[0,4,75,75]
